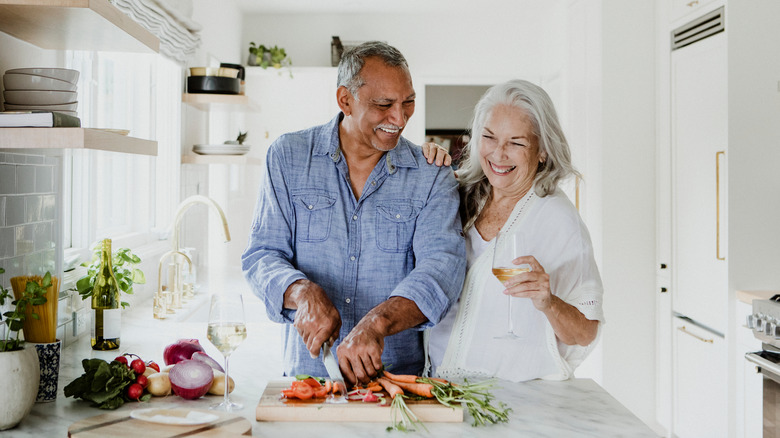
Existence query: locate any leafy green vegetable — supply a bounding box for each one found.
[420,377,512,427]
[76,245,146,309]
[64,358,150,409]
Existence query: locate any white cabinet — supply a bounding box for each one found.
[671,30,727,334]
[736,299,763,438]
[673,316,727,438]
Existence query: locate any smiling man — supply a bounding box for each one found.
[242,41,466,384]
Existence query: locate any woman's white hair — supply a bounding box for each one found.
[457,79,580,231]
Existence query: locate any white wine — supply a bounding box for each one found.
[207,322,247,355]
[492,267,530,283]
[91,238,121,350]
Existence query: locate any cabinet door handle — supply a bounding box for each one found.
[716,151,725,261]
[687,0,699,7]
[677,325,714,343]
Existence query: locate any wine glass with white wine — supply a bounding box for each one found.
[206,294,247,411]
[492,230,531,339]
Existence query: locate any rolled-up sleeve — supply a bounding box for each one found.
[389,168,466,328]
[241,141,306,324]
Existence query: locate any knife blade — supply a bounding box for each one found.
[321,341,348,404]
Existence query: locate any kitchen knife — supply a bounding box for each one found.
[321,341,348,404]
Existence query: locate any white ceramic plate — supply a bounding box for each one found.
[4,90,78,105]
[5,68,79,84]
[193,144,250,155]
[3,102,78,111]
[3,73,77,92]
[129,408,219,426]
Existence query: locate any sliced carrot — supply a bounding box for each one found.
[366,382,383,392]
[381,370,419,384]
[387,379,434,398]
[377,377,404,399]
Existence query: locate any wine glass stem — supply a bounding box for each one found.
[507,295,514,334]
[223,355,231,406]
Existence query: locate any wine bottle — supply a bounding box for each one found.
[91,238,121,350]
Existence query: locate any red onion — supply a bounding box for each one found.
[168,360,214,400]
[163,339,205,365]
[191,351,225,373]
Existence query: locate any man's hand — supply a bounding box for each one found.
[284,279,341,358]
[421,142,453,167]
[336,296,427,385]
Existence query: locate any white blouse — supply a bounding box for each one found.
[426,187,604,382]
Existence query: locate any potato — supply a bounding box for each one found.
[147,372,172,396]
[160,364,176,373]
[208,370,235,395]
[142,367,156,378]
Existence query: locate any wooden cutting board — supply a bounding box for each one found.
[256,380,463,422]
[68,408,252,437]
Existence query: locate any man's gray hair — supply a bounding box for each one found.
[457,79,580,231]
[337,41,409,99]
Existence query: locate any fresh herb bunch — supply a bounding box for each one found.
[76,246,146,309]
[421,377,512,427]
[0,269,51,352]
[64,358,151,409]
[249,42,292,69]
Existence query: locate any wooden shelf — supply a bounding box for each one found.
[0,0,159,53]
[182,93,249,111]
[0,128,157,155]
[182,154,262,166]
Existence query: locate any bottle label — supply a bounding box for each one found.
[102,308,121,338]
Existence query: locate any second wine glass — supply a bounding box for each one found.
[206,293,247,411]
[492,230,531,339]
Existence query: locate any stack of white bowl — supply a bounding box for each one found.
[2,68,79,116]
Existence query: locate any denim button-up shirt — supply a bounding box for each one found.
[242,113,466,377]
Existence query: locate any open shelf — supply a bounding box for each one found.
[182,93,249,111]
[182,154,262,166]
[0,128,157,155]
[0,0,159,53]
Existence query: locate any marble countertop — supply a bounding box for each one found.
[736,289,779,305]
[10,268,657,437]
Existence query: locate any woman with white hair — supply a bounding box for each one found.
[424,79,604,382]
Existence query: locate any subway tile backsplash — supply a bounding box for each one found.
[0,152,65,344]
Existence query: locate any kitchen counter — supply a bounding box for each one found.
[736,289,779,305]
[10,268,657,437]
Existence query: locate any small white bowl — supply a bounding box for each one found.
[3,90,78,105]
[3,73,77,92]
[3,102,78,112]
[189,66,239,78]
[5,68,79,84]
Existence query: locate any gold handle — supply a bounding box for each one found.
[716,151,725,261]
[686,0,699,7]
[575,176,581,211]
[677,325,713,343]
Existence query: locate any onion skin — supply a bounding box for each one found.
[191,351,225,373]
[163,339,205,365]
[168,360,214,400]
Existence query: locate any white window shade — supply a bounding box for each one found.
[110,0,202,63]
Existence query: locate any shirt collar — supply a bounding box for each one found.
[314,112,419,170]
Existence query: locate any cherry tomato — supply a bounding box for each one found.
[130,358,146,375]
[126,383,144,400]
[136,374,149,388]
[114,355,128,366]
[146,361,160,372]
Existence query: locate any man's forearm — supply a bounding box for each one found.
[356,296,427,337]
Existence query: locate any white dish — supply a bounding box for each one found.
[5,68,79,84]
[130,408,219,426]
[193,144,250,155]
[3,73,77,92]
[3,102,78,111]
[4,90,78,105]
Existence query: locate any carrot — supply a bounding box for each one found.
[377,377,404,399]
[387,379,434,398]
[366,382,383,392]
[381,370,419,384]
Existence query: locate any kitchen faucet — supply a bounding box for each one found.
[170,195,231,253]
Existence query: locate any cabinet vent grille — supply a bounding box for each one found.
[671,6,725,50]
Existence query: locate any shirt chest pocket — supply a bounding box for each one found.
[375,201,422,253]
[292,191,336,242]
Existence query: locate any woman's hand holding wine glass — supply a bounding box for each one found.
[492,230,531,339]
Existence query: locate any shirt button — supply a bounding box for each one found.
[371,181,376,186]
[308,205,313,210]
[345,298,351,304]
[395,214,401,219]
[350,256,356,261]
[352,215,358,220]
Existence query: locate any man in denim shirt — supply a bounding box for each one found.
[242,42,465,384]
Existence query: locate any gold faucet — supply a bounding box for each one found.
[170,195,231,253]
[155,250,192,319]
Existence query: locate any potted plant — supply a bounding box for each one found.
[0,268,49,430]
[248,43,292,76]
[76,245,146,309]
